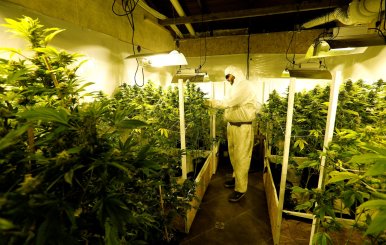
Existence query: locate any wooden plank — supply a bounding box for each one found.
[264,157,279,244]
[159,1,341,26]
[276,78,296,245]
[178,79,187,179]
[310,71,342,243]
[184,149,216,232]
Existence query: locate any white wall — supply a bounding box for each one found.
[186,44,386,103]
[326,46,386,83]
[0,1,177,96]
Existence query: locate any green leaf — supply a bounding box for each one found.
[346,177,360,185]
[64,169,74,185]
[6,68,29,83]
[67,147,81,154]
[34,47,59,56]
[370,191,386,199]
[18,107,70,126]
[292,186,309,194]
[360,143,386,156]
[294,138,308,151]
[0,125,29,151]
[343,109,359,116]
[0,47,23,57]
[76,82,94,93]
[350,153,386,165]
[297,160,319,169]
[359,200,386,210]
[295,201,313,211]
[365,213,386,235]
[312,232,332,245]
[44,28,65,44]
[107,162,130,174]
[105,219,120,245]
[0,218,15,230]
[116,119,147,129]
[327,171,359,184]
[364,162,386,176]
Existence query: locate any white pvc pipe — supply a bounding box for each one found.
[138,0,183,38]
[170,0,196,36]
[211,81,217,174]
[275,78,296,245]
[178,78,187,179]
[309,71,342,244]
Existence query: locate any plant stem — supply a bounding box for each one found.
[158,185,170,242]
[42,55,64,102]
[42,56,59,88]
[27,126,35,171]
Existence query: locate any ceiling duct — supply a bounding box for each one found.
[301,0,385,29]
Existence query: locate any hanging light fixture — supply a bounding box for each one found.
[305,40,368,59]
[125,50,188,67]
[144,50,187,67]
[305,27,385,59]
[171,68,210,83]
[282,62,332,80]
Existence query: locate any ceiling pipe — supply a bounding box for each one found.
[302,0,385,29]
[138,0,183,38]
[170,0,196,36]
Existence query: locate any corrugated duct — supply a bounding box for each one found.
[302,0,385,29]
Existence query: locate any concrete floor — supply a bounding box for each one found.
[175,140,367,245]
[178,159,274,245]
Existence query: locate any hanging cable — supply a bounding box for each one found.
[285,30,296,67]
[112,0,144,86]
[285,2,305,68]
[247,31,250,80]
[196,12,207,72]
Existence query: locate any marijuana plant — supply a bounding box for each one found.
[0,16,195,245]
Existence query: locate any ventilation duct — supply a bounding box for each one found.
[302,0,385,29]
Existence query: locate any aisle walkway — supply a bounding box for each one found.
[179,157,273,245]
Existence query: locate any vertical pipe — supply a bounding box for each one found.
[211,81,217,174]
[275,78,296,245]
[178,78,187,179]
[170,0,196,36]
[309,71,342,244]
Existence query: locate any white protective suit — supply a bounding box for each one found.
[211,66,260,193]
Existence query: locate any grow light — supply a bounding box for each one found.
[125,50,188,67]
[171,68,210,83]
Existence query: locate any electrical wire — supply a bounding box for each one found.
[369,27,386,40]
[112,0,144,87]
[247,31,250,80]
[285,2,305,68]
[196,13,207,72]
[285,30,296,67]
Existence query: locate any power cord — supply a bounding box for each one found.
[112,0,144,87]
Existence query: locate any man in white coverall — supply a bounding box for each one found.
[209,66,259,202]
